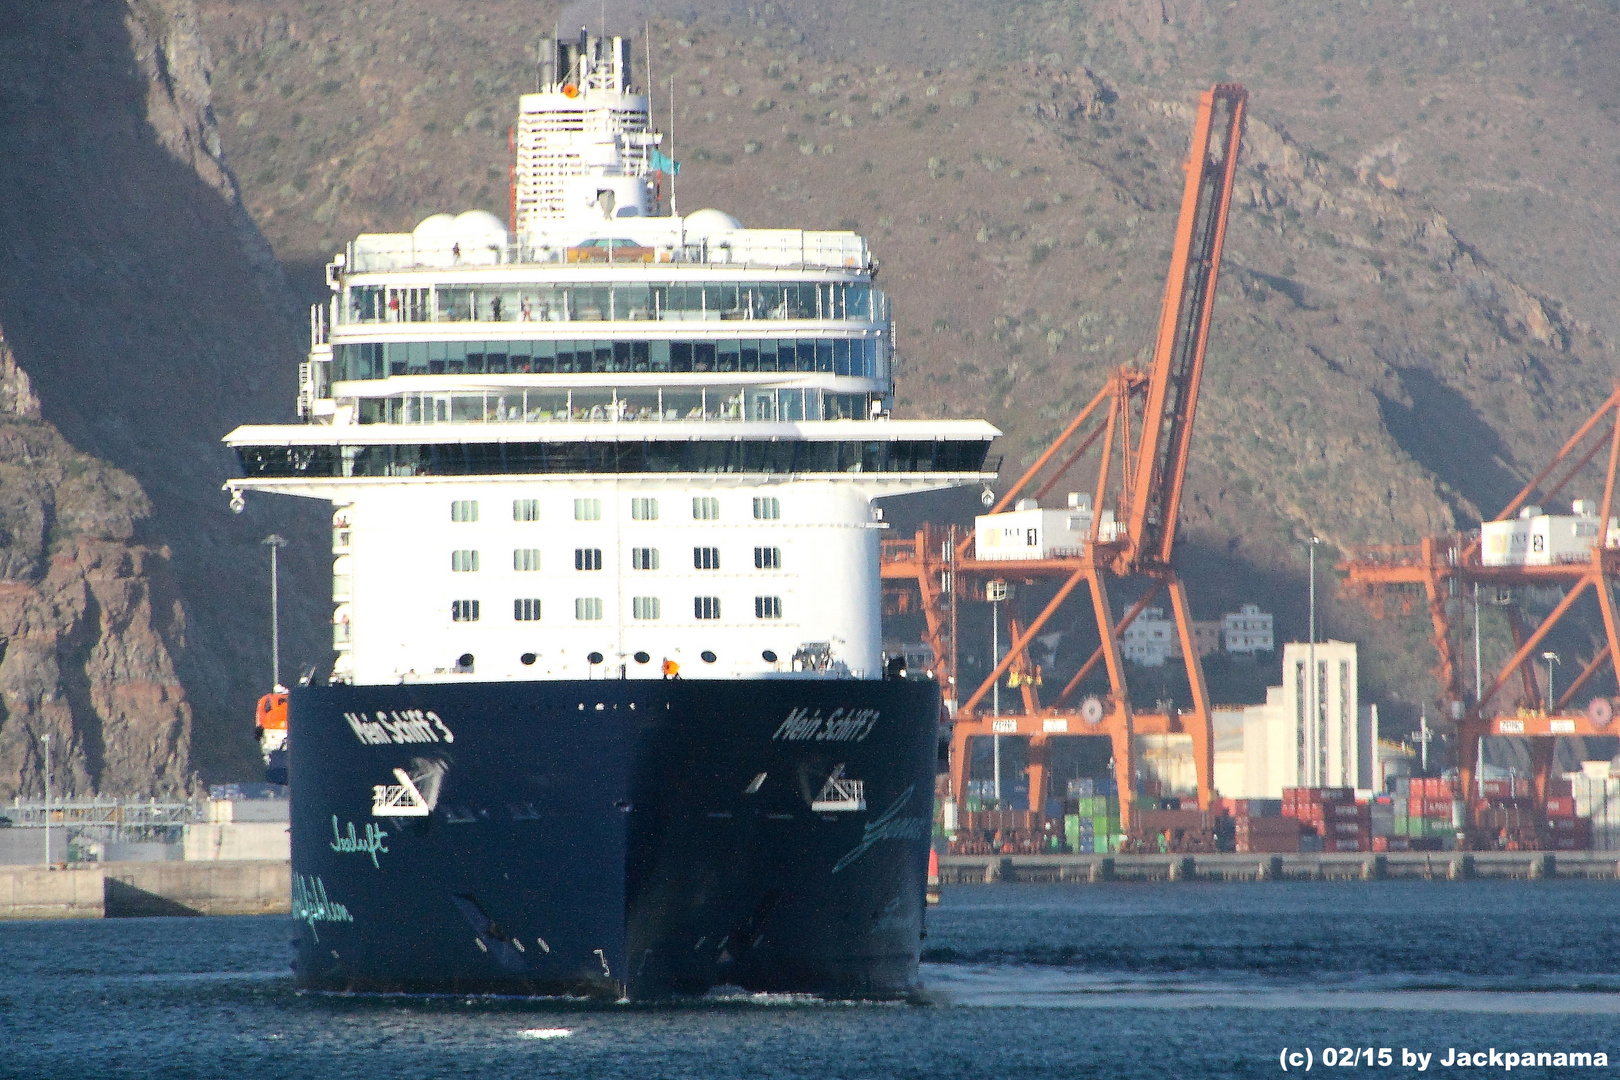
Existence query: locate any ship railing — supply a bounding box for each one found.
[357,386,877,426]
[344,233,871,275]
[331,280,883,327]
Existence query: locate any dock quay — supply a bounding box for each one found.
[941,851,1620,884]
[0,860,289,919]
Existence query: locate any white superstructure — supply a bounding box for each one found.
[225,32,998,686]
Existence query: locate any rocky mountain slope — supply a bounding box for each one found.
[0,0,330,795]
[189,0,1620,728]
[0,338,190,798]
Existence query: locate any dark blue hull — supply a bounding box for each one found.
[287,678,938,999]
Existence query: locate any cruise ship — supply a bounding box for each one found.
[224,31,997,998]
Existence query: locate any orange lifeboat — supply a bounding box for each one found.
[256,688,289,785]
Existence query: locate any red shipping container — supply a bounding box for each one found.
[1547,778,1573,798]
[1237,833,1301,854]
[1331,821,1366,837]
[1407,798,1426,817]
[1546,797,1576,818]
[1422,799,1454,817]
[1237,817,1301,836]
[1480,779,1511,799]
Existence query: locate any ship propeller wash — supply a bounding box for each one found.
[222,30,996,998]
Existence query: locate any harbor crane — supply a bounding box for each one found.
[883,85,1247,833]
[1342,387,1620,838]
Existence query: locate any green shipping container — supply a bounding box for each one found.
[1064,814,1081,851]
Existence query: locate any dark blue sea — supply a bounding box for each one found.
[2,880,1617,1079]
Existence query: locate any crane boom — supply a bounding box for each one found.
[1125,85,1247,568]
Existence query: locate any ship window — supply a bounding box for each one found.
[755,596,783,620]
[631,547,660,570]
[513,549,541,571]
[762,649,778,663]
[754,546,782,570]
[694,596,722,620]
[693,547,720,570]
[752,497,780,520]
[700,649,718,663]
[574,498,602,521]
[575,548,604,571]
[520,652,537,666]
[630,497,659,521]
[513,498,540,521]
[575,597,604,621]
[450,550,480,572]
[514,598,542,621]
[692,497,720,521]
[632,596,661,620]
[451,500,479,523]
[633,651,651,664]
[451,599,481,622]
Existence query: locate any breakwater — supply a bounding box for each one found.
[0,860,289,919]
[941,851,1620,884]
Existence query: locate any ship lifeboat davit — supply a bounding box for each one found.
[256,688,289,787]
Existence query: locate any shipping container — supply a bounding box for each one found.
[1546,797,1577,818]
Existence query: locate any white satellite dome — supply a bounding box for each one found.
[453,209,509,238]
[412,213,457,241]
[684,208,743,234]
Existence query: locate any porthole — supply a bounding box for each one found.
[520,652,537,666]
[761,650,778,663]
[700,650,717,664]
[633,651,651,664]
[457,653,475,669]
[587,651,605,665]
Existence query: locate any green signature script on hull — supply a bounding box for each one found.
[292,873,354,940]
[329,816,390,868]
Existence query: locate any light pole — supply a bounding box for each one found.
[1473,581,1483,704]
[987,579,1008,807]
[1308,535,1321,785]
[263,534,288,690]
[1541,651,1560,714]
[40,732,50,867]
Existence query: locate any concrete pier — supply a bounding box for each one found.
[939,851,1620,884]
[0,860,289,919]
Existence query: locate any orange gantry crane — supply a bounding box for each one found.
[882,85,1248,832]
[1341,387,1620,836]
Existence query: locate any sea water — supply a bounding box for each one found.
[1,880,1615,1079]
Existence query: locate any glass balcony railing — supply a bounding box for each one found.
[331,336,886,382]
[353,387,878,425]
[338,280,881,326]
[343,232,871,274]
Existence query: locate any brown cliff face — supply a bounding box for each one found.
[0,0,331,793]
[0,338,190,798]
